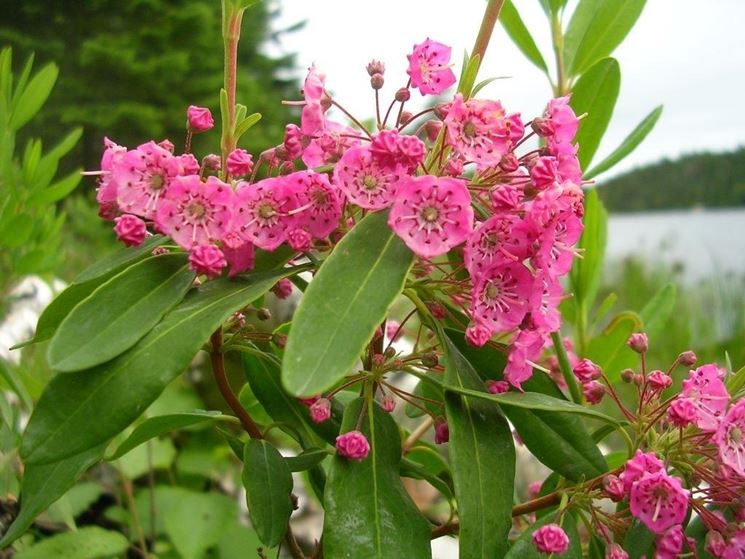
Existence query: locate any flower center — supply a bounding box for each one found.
[258,202,277,219]
[420,205,439,223]
[486,283,499,300]
[731,426,743,444]
[464,121,477,139]
[187,201,206,219]
[150,173,165,190]
[362,175,378,190]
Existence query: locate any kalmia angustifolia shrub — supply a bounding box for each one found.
[10,1,743,557]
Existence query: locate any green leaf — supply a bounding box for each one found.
[242,351,339,447]
[570,188,608,324]
[727,365,745,395]
[587,311,643,383]
[75,235,167,283]
[45,482,103,528]
[285,448,331,472]
[640,283,676,339]
[32,128,83,189]
[48,254,195,372]
[567,0,646,76]
[9,62,58,131]
[162,490,236,559]
[107,410,227,460]
[0,358,32,410]
[242,439,294,547]
[504,512,581,558]
[21,267,293,465]
[584,105,663,179]
[283,211,414,397]
[457,53,482,98]
[501,1,549,73]
[444,329,607,480]
[0,214,33,248]
[27,168,82,206]
[443,337,514,559]
[623,519,656,559]
[571,57,620,169]
[13,527,129,559]
[0,444,105,547]
[323,398,432,559]
[234,112,262,140]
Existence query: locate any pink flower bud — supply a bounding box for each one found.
[336,430,370,460]
[424,119,443,141]
[531,117,555,137]
[678,350,697,366]
[667,397,697,427]
[648,370,673,391]
[158,139,175,152]
[399,111,414,126]
[386,320,402,341]
[283,124,305,160]
[372,353,385,367]
[532,524,569,555]
[287,228,313,252]
[310,398,331,424]
[499,152,520,173]
[114,214,147,247]
[395,87,410,102]
[627,332,649,353]
[188,244,226,278]
[299,395,320,407]
[187,105,214,133]
[603,474,625,502]
[382,395,396,413]
[620,368,635,383]
[366,59,385,76]
[705,531,726,558]
[443,157,464,177]
[656,525,685,557]
[429,302,446,320]
[583,380,605,404]
[527,481,542,499]
[421,352,439,368]
[604,543,629,559]
[272,333,288,348]
[227,148,253,177]
[370,73,384,90]
[271,278,293,300]
[465,322,491,347]
[434,421,449,444]
[202,153,221,171]
[573,358,602,383]
[487,380,509,394]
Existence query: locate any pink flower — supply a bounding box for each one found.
[283,124,305,160]
[667,397,698,428]
[221,235,255,277]
[434,421,449,444]
[504,329,544,389]
[621,450,666,493]
[301,64,327,135]
[681,364,730,431]
[723,531,745,559]
[530,157,560,190]
[464,213,530,278]
[532,523,569,554]
[333,145,404,210]
[187,105,214,133]
[386,320,402,341]
[286,170,342,240]
[301,121,360,168]
[444,94,516,168]
[188,244,226,278]
[629,471,689,534]
[113,214,147,247]
[271,278,293,300]
[406,38,456,95]
[573,359,602,383]
[545,97,579,144]
[336,430,370,460]
[583,380,605,405]
[370,129,426,172]
[528,271,563,333]
[627,332,649,353]
[114,141,180,219]
[705,531,727,558]
[655,525,685,559]
[96,137,127,220]
[605,543,629,559]
[388,175,473,259]
[310,398,331,424]
[487,380,509,394]
[226,149,253,177]
[648,370,673,391]
[713,399,745,477]
[465,321,492,347]
[527,481,542,499]
[470,263,532,332]
[234,177,297,251]
[156,175,233,250]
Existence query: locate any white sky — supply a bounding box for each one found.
[267,0,745,178]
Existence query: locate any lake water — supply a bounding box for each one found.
[606,208,745,282]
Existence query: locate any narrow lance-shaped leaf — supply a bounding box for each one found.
[242,439,294,547]
[571,57,621,169]
[443,337,515,559]
[21,267,294,465]
[584,105,663,179]
[0,444,106,547]
[283,210,414,397]
[9,62,58,131]
[48,254,195,372]
[12,527,129,559]
[323,398,432,559]
[500,0,549,73]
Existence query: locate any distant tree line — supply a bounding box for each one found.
[598,147,745,212]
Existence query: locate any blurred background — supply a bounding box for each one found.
[0,1,744,557]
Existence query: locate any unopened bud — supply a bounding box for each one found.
[366,59,385,76]
[370,73,384,90]
[434,103,449,119]
[530,117,554,137]
[627,332,648,353]
[398,111,413,126]
[424,119,443,142]
[274,144,289,161]
[603,474,625,502]
[381,395,396,413]
[632,373,644,386]
[583,380,605,404]
[384,346,396,359]
[202,153,221,171]
[620,368,635,383]
[279,161,295,175]
[678,350,697,366]
[257,308,271,321]
[498,152,520,173]
[395,87,410,102]
[434,420,449,444]
[421,352,439,368]
[159,139,175,153]
[272,333,287,348]
[372,353,385,367]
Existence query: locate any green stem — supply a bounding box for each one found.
[550,11,568,95]
[221,1,244,162]
[551,330,583,404]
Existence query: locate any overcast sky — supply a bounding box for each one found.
[267,0,745,178]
